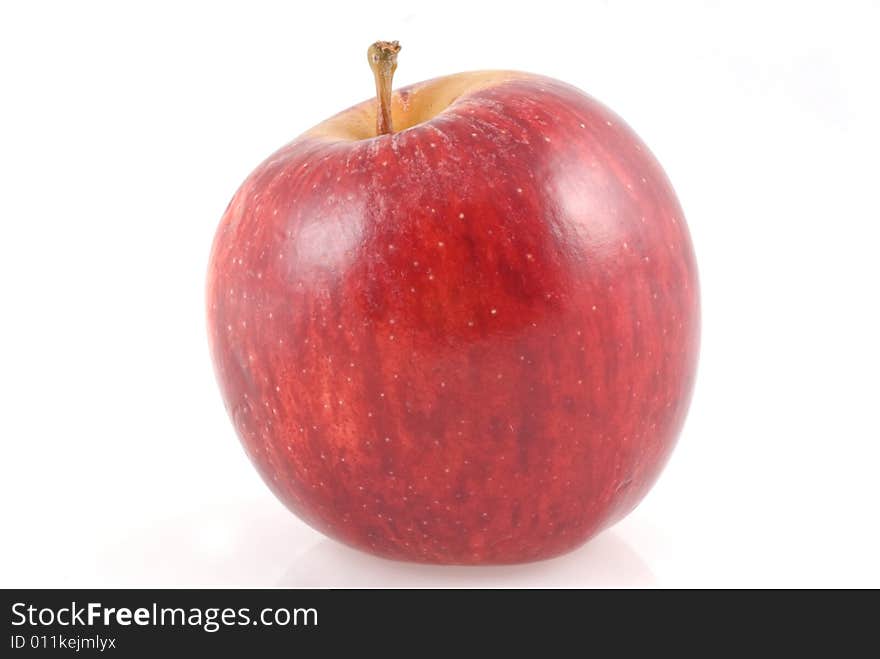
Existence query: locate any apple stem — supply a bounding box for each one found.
[368,40,401,136]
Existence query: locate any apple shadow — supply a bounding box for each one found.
[95,501,323,586]
[278,530,656,588]
[95,500,655,587]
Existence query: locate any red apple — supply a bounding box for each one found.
[207,43,699,564]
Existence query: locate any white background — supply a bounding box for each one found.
[2,0,878,588]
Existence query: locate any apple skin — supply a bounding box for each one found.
[207,71,699,564]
